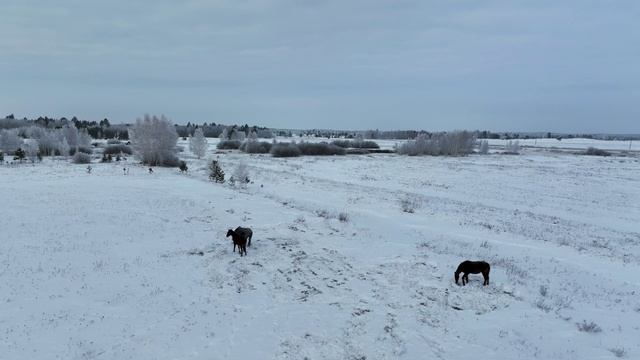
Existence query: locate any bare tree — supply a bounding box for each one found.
[128,114,179,166]
[189,127,208,158]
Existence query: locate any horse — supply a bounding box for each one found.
[455,260,490,286]
[233,226,252,247]
[226,228,248,256]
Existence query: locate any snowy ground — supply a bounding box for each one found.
[1,138,639,359]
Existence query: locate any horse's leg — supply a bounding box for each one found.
[483,271,489,285]
[462,273,468,286]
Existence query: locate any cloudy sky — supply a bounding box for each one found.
[1,1,638,132]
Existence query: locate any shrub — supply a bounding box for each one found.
[338,212,349,222]
[346,149,369,155]
[270,142,301,157]
[399,195,421,213]
[576,320,602,333]
[104,144,133,155]
[0,152,3,162]
[297,142,346,156]
[397,131,476,156]
[332,139,380,149]
[179,161,188,173]
[585,147,611,156]
[128,114,179,167]
[217,140,241,150]
[609,348,627,358]
[72,152,91,164]
[13,147,26,161]
[101,153,113,162]
[209,160,225,183]
[240,140,272,154]
[69,146,93,156]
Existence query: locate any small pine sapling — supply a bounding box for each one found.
[209,160,225,183]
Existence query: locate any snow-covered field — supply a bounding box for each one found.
[1,139,639,359]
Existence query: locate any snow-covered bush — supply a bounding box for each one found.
[128,115,179,166]
[576,320,602,333]
[585,147,611,156]
[0,129,22,153]
[397,131,475,156]
[209,160,225,183]
[504,140,520,154]
[270,142,301,157]
[338,212,349,222]
[107,139,122,145]
[399,195,421,213]
[189,128,208,158]
[104,144,133,155]
[217,140,241,150]
[240,140,272,154]
[297,141,345,156]
[478,140,489,154]
[72,152,91,164]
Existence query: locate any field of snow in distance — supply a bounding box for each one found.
[1,137,639,359]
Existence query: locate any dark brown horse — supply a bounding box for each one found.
[226,228,251,256]
[455,260,490,286]
[233,226,253,247]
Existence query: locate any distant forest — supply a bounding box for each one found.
[2,113,638,141]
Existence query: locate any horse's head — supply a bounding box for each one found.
[226,229,234,237]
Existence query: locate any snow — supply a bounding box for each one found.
[1,138,639,359]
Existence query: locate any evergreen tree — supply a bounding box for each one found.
[209,160,225,183]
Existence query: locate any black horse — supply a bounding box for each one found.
[226,227,253,256]
[233,226,253,247]
[455,260,490,286]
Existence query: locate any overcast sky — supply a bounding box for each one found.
[1,1,638,132]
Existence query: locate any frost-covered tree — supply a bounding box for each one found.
[24,139,39,162]
[189,127,208,158]
[219,127,229,140]
[63,124,79,148]
[230,129,246,141]
[505,140,520,154]
[0,129,22,153]
[78,128,92,147]
[231,162,250,188]
[128,114,179,166]
[478,140,489,154]
[248,131,258,141]
[59,138,70,157]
